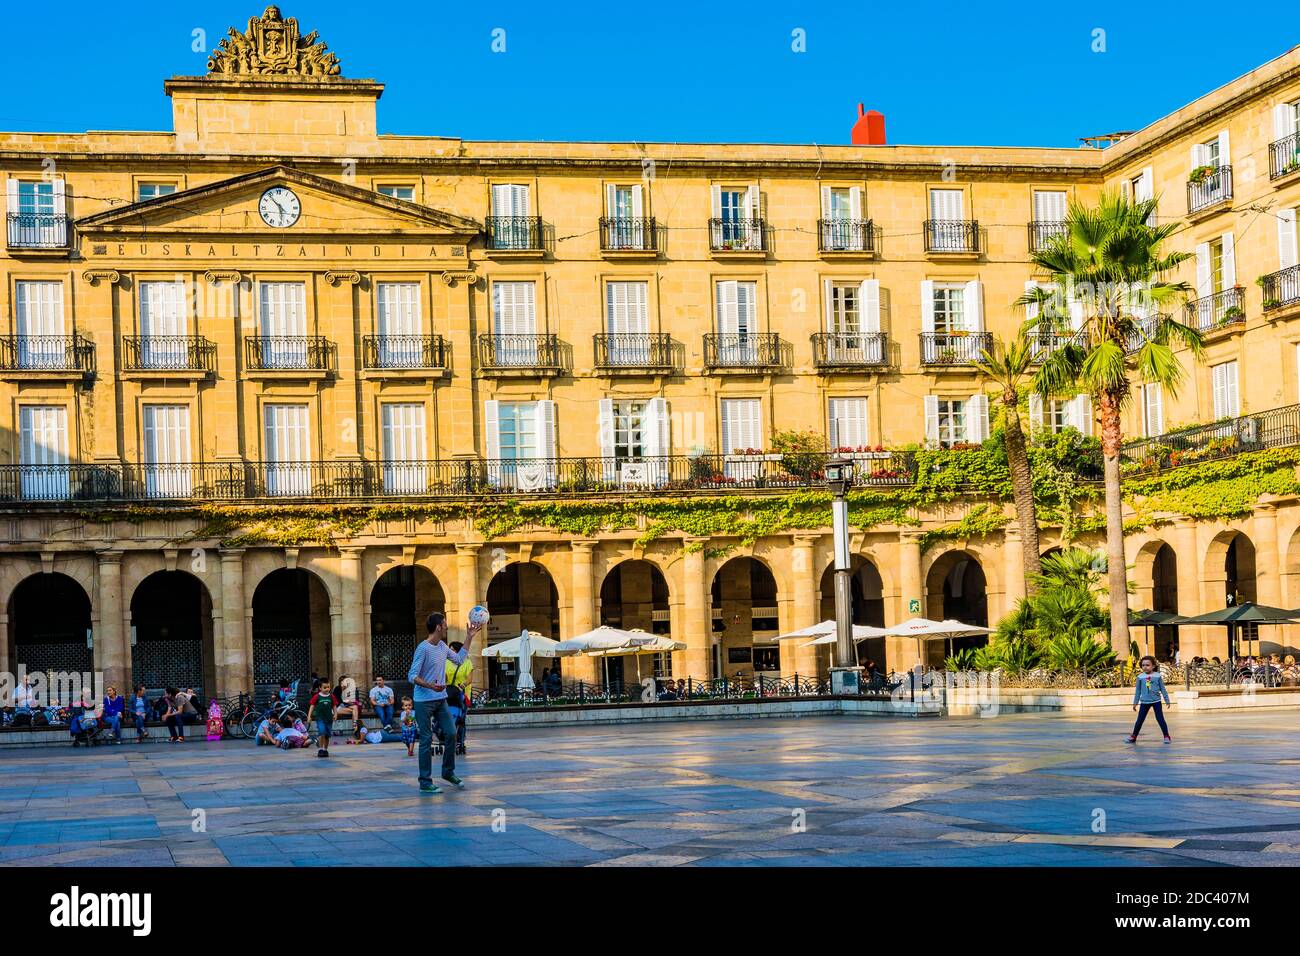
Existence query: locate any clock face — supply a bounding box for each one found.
[258,187,301,228]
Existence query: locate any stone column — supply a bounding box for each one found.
[682,537,711,680]
[887,530,924,671]
[218,549,250,695]
[781,533,821,679]
[1173,520,1207,659]
[95,551,127,694]
[1003,525,1025,609]
[567,541,599,683]
[1254,503,1282,607]
[335,547,368,683]
[454,543,483,679]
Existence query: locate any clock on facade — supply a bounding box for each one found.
[258,187,301,227]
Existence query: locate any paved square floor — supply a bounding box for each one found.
[2,710,1299,866]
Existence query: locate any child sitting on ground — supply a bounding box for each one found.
[398,696,417,757]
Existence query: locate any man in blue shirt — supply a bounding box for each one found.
[408,611,481,793]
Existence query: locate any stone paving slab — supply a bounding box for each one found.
[0,710,1296,866]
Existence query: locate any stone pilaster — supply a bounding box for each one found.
[335,546,368,681]
[567,540,599,683]
[682,537,711,680]
[94,551,127,693]
[781,533,821,678]
[217,549,250,695]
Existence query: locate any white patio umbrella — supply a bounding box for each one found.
[882,617,993,666]
[480,632,564,659]
[517,629,541,691]
[553,626,661,685]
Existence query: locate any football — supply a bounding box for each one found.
[468,605,491,626]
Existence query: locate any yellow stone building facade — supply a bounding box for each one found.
[3,8,1300,698]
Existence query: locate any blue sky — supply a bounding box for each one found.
[3,2,1295,146]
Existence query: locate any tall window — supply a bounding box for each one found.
[604,184,646,248]
[611,400,647,459]
[828,284,860,335]
[19,405,69,500]
[490,184,532,248]
[1211,361,1240,419]
[138,280,188,368]
[1141,384,1164,437]
[828,397,868,450]
[497,402,539,460]
[820,185,864,250]
[1032,190,1067,223]
[375,282,422,367]
[934,399,967,446]
[720,398,762,454]
[381,403,427,493]
[605,281,649,364]
[932,284,966,332]
[715,280,758,363]
[710,184,760,249]
[258,282,308,368]
[14,280,65,368]
[263,404,311,496]
[142,404,191,498]
[7,179,66,247]
[491,281,538,365]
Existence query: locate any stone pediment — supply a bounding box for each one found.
[75,166,480,240]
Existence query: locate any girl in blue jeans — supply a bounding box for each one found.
[131,685,150,741]
[1128,656,1172,743]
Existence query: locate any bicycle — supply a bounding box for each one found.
[218,693,255,738]
[239,695,307,740]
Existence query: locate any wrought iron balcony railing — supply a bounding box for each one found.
[6,213,68,249]
[1121,403,1300,475]
[919,331,991,365]
[708,218,765,252]
[1185,287,1245,332]
[1027,220,1067,252]
[599,217,656,252]
[593,333,673,370]
[1124,313,1169,353]
[1026,331,1083,362]
[477,333,562,371]
[0,334,95,373]
[1262,265,1300,312]
[924,219,980,253]
[0,452,918,504]
[1270,132,1300,180]
[811,332,889,368]
[1187,165,1233,214]
[485,216,543,251]
[244,335,335,371]
[817,218,876,253]
[122,335,216,372]
[703,332,783,369]
[361,334,447,370]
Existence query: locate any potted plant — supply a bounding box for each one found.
[1189,164,1217,184]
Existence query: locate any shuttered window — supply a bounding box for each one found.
[1212,361,1240,419]
[142,404,192,498]
[381,403,427,493]
[15,281,65,368]
[19,405,69,500]
[263,404,311,496]
[828,397,868,450]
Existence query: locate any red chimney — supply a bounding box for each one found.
[851,104,886,145]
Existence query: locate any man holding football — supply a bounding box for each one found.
[408,609,484,793]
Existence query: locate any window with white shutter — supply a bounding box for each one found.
[375,282,422,368]
[604,281,650,364]
[142,404,192,498]
[1033,190,1067,222]
[7,179,66,247]
[492,281,538,365]
[715,280,757,363]
[138,280,188,369]
[381,403,427,493]
[828,397,869,451]
[928,189,967,250]
[721,398,762,481]
[931,398,967,447]
[18,405,69,500]
[1278,207,1298,271]
[1211,361,1240,419]
[14,281,65,368]
[263,404,311,496]
[258,282,308,368]
[1142,384,1164,437]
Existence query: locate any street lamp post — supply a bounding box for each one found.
[825,457,861,695]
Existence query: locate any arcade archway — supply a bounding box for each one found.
[129,571,214,694]
[8,573,92,690]
[711,557,780,677]
[485,561,560,690]
[250,568,332,689]
[370,565,446,682]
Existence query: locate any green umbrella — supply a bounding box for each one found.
[1128,609,1180,657]
[1168,602,1299,686]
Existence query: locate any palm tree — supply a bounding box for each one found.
[974,332,1041,592]
[1018,192,1202,657]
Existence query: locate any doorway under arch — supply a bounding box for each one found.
[129,571,213,695]
[711,557,780,677]
[485,562,560,690]
[370,565,446,682]
[8,573,93,689]
[599,559,672,683]
[251,568,331,689]
[819,557,886,668]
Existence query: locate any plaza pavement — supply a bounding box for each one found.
[1,710,1299,866]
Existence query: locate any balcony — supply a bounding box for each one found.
[593,333,674,373]
[1261,265,1300,313]
[817,218,877,255]
[1122,403,1300,475]
[1186,165,1233,216]
[599,217,657,255]
[1184,287,1245,333]
[0,334,95,379]
[485,216,544,254]
[1269,132,1300,181]
[477,333,563,375]
[121,335,215,376]
[923,219,980,255]
[6,213,68,250]
[811,332,889,369]
[1027,220,1067,253]
[243,336,335,376]
[361,335,448,376]
[0,452,917,504]
[708,218,765,254]
[702,332,783,371]
[1027,331,1082,362]
[1124,313,1168,353]
[919,331,991,365]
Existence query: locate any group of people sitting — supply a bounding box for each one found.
[6,677,205,746]
[1180,653,1300,683]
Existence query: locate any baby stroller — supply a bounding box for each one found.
[432,698,466,756]
[70,711,105,748]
